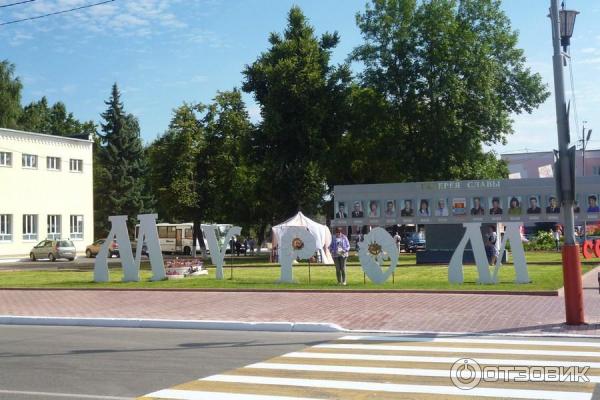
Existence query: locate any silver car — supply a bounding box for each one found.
[30,239,76,261]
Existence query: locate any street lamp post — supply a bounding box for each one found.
[581,122,592,240]
[549,0,585,325]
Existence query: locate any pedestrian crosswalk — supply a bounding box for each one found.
[137,334,600,399]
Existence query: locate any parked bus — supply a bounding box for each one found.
[134,222,232,255]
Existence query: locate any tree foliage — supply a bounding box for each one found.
[146,90,255,247]
[347,0,547,182]
[148,103,204,224]
[0,60,23,129]
[242,6,352,224]
[18,97,95,137]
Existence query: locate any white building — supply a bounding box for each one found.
[501,149,600,179]
[0,128,94,257]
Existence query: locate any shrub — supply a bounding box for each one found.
[524,230,557,251]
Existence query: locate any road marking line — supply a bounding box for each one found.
[315,343,600,357]
[201,374,591,400]
[340,335,600,348]
[245,361,600,383]
[283,351,600,368]
[142,389,315,400]
[0,389,131,399]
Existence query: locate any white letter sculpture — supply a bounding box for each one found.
[201,225,241,280]
[448,223,494,284]
[279,227,317,283]
[94,214,165,282]
[492,222,529,284]
[358,227,399,284]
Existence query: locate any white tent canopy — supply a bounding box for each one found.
[271,212,334,264]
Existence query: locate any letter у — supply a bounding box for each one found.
[202,225,242,280]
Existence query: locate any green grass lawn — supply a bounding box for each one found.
[0,250,594,291]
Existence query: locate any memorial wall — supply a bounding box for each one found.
[331,176,600,227]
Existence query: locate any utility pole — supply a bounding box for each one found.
[549,0,584,324]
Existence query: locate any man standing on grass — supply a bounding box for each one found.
[329,227,350,285]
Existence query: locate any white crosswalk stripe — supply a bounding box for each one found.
[282,350,600,368]
[246,361,600,383]
[137,334,598,400]
[313,342,600,357]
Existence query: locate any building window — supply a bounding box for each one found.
[70,215,84,239]
[593,166,600,176]
[69,159,83,172]
[0,214,12,241]
[0,152,12,167]
[46,156,61,171]
[22,154,38,169]
[47,215,61,240]
[22,214,38,240]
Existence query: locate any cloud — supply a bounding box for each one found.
[0,0,194,42]
[579,57,600,65]
[162,74,210,88]
[8,30,34,46]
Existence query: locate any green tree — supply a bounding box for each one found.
[0,60,22,129]
[242,6,351,225]
[18,97,95,137]
[147,103,207,254]
[201,90,254,227]
[148,91,255,253]
[95,83,152,235]
[148,104,204,223]
[348,0,547,181]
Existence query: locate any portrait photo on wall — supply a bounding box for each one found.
[452,197,467,216]
[470,196,486,216]
[507,196,522,215]
[400,199,414,217]
[384,200,396,217]
[526,195,542,214]
[418,198,431,217]
[546,195,560,214]
[434,198,449,217]
[489,197,503,215]
[587,194,600,213]
[368,200,380,218]
[574,195,581,213]
[335,202,348,218]
[351,201,364,218]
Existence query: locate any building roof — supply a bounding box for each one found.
[501,148,600,157]
[0,127,93,144]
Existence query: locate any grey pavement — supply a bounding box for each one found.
[0,325,340,399]
[1,279,600,336]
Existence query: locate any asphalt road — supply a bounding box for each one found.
[0,325,341,399]
[0,256,128,271]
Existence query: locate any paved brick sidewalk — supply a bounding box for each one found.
[1,277,599,335]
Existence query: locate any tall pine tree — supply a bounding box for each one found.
[95,83,152,235]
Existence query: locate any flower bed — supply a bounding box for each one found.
[165,258,207,279]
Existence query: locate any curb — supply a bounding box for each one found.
[1,316,598,338]
[0,315,346,333]
[346,328,600,339]
[0,287,559,296]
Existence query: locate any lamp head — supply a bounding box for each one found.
[559,7,579,51]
